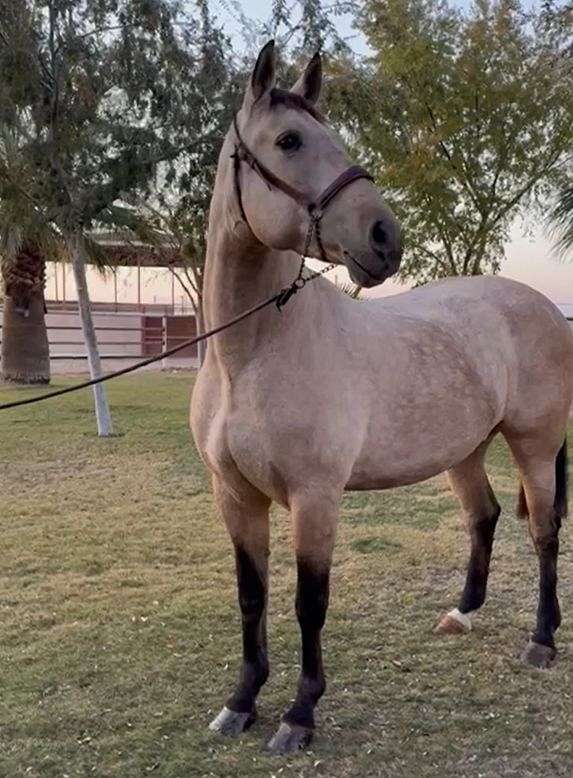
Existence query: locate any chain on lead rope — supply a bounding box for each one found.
[274,213,335,310]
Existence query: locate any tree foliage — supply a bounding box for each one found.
[548,183,573,256]
[0,0,234,427]
[326,0,573,282]
[0,0,233,240]
[126,3,237,355]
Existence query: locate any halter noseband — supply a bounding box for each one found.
[231,113,374,266]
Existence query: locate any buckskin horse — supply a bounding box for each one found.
[191,41,572,753]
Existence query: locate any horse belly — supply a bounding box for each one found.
[346,362,505,490]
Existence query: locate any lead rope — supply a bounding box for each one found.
[1,122,343,412]
[0,220,334,412]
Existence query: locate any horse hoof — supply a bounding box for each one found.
[267,722,312,755]
[208,706,256,736]
[522,641,556,669]
[435,609,471,635]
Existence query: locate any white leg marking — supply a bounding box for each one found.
[446,608,476,631]
[209,706,234,731]
[209,706,254,734]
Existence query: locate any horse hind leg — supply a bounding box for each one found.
[506,435,567,669]
[209,475,271,736]
[436,440,500,635]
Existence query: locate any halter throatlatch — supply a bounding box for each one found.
[231,113,374,309]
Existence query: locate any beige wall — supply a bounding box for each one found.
[47,311,143,357]
[44,262,194,312]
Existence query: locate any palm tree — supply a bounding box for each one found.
[0,106,61,383]
[0,168,61,384]
[0,242,51,384]
[549,186,573,257]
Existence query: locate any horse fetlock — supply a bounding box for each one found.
[240,655,269,690]
[299,673,326,703]
[226,675,264,712]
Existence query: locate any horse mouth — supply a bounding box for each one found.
[343,250,391,288]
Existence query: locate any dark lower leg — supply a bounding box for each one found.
[283,559,330,730]
[459,503,500,614]
[226,545,269,713]
[532,517,561,648]
[504,447,563,667]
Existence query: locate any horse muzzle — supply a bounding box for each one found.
[370,214,402,270]
[344,238,402,288]
[346,260,397,288]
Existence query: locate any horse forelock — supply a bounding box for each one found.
[269,88,325,123]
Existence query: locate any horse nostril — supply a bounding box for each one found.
[371,220,387,246]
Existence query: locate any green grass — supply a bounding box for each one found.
[1,373,572,777]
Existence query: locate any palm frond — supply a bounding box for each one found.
[98,205,165,247]
[548,186,573,258]
[80,233,116,275]
[335,281,362,299]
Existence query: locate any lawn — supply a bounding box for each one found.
[1,372,572,777]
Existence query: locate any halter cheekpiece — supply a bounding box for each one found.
[231,113,374,308]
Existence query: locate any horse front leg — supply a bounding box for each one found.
[268,493,339,754]
[209,475,271,736]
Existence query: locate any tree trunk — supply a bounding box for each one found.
[1,247,50,384]
[66,232,114,437]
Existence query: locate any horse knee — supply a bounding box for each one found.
[465,502,500,543]
[528,510,561,552]
[296,673,326,705]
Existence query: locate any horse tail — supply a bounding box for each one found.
[517,439,568,519]
[554,439,568,519]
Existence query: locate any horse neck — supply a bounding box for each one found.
[202,153,307,368]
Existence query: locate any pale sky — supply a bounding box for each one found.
[46,220,573,317]
[45,0,573,316]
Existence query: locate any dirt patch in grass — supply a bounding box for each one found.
[1,373,572,777]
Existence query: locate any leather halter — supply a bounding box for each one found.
[231,113,374,262]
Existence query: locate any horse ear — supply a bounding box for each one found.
[244,40,276,107]
[291,52,322,104]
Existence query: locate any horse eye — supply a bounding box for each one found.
[276,132,302,152]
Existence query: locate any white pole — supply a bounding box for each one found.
[67,232,114,437]
[161,315,168,370]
